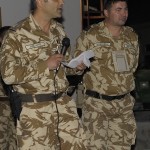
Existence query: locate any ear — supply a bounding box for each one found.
[36,0,43,7]
[104,9,108,17]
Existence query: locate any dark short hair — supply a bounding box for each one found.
[104,0,128,9]
[0,26,11,39]
[0,26,11,46]
[30,0,37,13]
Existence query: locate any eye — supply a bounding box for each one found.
[116,8,121,12]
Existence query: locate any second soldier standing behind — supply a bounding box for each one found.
[74,0,139,149]
[0,0,87,149]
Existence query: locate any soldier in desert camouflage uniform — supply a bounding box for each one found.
[0,0,87,150]
[74,0,139,149]
[0,26,17,150]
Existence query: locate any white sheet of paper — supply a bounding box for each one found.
[63,50,94,68]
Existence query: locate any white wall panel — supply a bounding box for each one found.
[0,0,81,47]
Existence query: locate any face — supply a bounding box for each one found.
[39,0,64,19]
[104,1,128,26]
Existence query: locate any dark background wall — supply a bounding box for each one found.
[127,0,150,25]
[127,0,150,70]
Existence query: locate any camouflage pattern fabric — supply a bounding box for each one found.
[0,26,17,148]
[82,95,136,150]
[0,14,87,149]
[75,21,139,149]
[75,22,139,95]
[0,14,70,94]
[17,95,87,150]
[0,101,17,150]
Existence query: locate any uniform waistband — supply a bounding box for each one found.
[86,90,128,101]
[19,92,64,102]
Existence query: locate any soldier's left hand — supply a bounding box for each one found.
[76,62,86,71]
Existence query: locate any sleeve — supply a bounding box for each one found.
[73,30,90,58]
[134,42,140,72]
[136,36,145,70]
[69,30,90,75]
[0,32,50,85]
[126,27,140,73]
[132,33,140,73]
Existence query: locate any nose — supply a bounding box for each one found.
[123,8,128,16]
[60,0,64,5]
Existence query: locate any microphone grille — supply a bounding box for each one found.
[62,37,70,47]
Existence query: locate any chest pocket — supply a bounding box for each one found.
[92,42,112,66]
[20,42,49,66]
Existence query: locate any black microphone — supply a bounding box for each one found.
[60,37,70,56]
[55,37,70,73]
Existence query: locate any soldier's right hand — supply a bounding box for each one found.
[47,54,64,70]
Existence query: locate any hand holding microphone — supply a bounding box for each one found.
[47,37,70,70]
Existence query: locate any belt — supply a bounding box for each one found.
[19,92,63,102]
[0,96,9,101]
[86,90,127,101]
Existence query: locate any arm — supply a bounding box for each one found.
[0,32,63,85]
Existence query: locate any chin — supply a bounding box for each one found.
[56,13,62,18]
[119,21,126,26]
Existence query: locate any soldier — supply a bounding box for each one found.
[0,0,87,149]
[74,0,139,149]
[0,26,17,150]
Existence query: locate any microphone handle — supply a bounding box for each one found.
[61,46,67,56]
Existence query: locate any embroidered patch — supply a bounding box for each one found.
[94,42,110,47]
[25,42,46,50]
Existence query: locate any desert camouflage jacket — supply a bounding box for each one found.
[0,14,70,94]
[75,21,139,95]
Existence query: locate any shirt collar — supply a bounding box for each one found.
[29,14,57,32]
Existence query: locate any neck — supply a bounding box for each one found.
[105,21,122,37]
[33,12,52,35]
